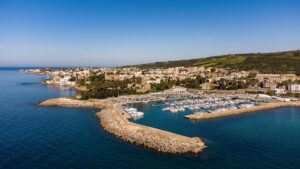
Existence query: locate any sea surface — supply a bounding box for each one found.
[1,68,300,169]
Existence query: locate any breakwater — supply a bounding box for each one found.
[40,98,205,154]
[185,101,300,120]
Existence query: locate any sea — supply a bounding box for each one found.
[1,67,300,169]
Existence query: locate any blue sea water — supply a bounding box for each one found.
[1,68,300,169]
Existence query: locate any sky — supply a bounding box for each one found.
[0,0,300,67]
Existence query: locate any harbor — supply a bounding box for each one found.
[39,88,300,154]
[39,97,206,154]
[117,88,300,123]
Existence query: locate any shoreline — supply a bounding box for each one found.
[185,101,300,120]
[39,98,205,154]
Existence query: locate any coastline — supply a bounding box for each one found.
[40,98,206,154]
[185,101,300,120]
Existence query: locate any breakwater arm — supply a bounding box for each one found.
[40,98,205,154]
[185,101,300,121]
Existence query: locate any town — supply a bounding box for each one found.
[22,66,300,100]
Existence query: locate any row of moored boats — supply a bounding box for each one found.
[162,98,256,113]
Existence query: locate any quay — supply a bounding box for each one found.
[185,101,300,120]
[39,98,206,154]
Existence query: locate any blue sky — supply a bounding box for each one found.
[0,0,300,67]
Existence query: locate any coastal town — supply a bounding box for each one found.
[22,65,300,154]
[22,66,300,97]
[22,65,300,120]
[3,0,300,168]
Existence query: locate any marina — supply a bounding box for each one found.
[161,97,256,114]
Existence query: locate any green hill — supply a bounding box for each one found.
[126,50,300,74]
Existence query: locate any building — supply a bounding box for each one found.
[127,82,151,93]
[136,83,151,93]
[105,73,120,81]
[257,94,271,99]
[288,84,300,93]
[263,81,277,90]
[256,74,297,83]
[274,87,286,95]
[166,86,187,93]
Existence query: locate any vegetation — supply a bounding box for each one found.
[178,76,206,89]
[284,92,300,98]
[151,76,207,92]
[79,74,138,100]
[151,80,176,92]
[126,50,300,75]
[79,74,208,99]
[216,79,248,90]
[69,76,76,81]
[266,90,276,96]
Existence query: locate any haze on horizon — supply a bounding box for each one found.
[0,0,299,67]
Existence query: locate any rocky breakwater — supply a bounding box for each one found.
[186,101,300,121]
[40,98,206,154]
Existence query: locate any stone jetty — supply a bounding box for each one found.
[185,101,300,120]
[40,98,205,154]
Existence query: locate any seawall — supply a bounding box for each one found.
[40,98,205,154]
[185,101,300,120]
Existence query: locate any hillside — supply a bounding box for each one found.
[127,50,300,74]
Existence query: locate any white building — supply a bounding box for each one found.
[257,94,271,99]
[165,86,187,93]
[288,84,300,93]
[256,74,297,83]
[274,87,286,95]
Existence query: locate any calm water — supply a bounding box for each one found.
[1,69,300,169]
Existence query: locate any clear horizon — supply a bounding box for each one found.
[1,0,300,67]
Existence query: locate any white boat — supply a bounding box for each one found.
[131,111,144,118]
[239,103,255,108]
[124,107,144,118]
